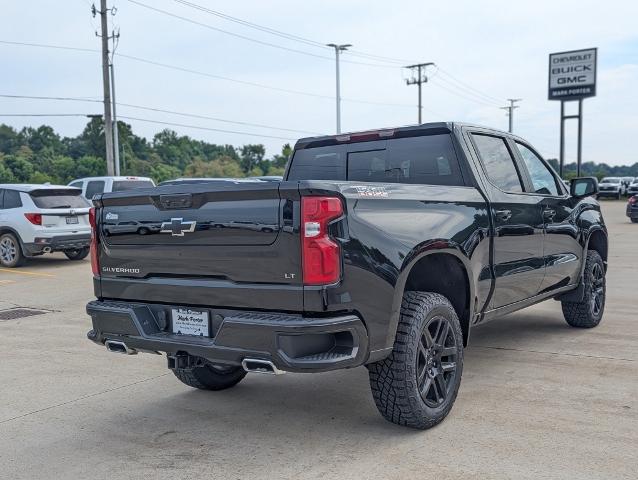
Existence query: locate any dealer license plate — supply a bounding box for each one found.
[171,308,209,336]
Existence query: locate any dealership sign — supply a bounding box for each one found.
[548,48,597,100]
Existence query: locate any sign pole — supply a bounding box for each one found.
[577,99,583,177]
[548,48,596,179]
[559,100,565,178]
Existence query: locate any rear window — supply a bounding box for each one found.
[112,180,155,192]
[29,190,90,209]
[288,134,464,186]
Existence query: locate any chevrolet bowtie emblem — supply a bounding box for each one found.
[160,218,197,236]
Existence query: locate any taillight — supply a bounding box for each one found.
[89,207,99,276]
[24,213,42,225]
[301,196,343,285]
[629,196,637,205]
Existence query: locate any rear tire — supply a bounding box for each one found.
[64,247,90,260]
[0,233,25,268]
[561,250,606,328]
[368,292,464,429]
[173,358,246,391]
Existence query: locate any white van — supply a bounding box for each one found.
[68,176,155,200]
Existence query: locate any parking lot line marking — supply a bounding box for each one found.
[0,268,55,278]
[0,279,16,284]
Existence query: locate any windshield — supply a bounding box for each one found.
[29,189,90,209]
[112,180,155,192]
[601,178,620,184]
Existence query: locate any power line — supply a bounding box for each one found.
[0,39,98,53]
[0,113,98,117]
[429,78,502,108]
[433,66,505,105]
[0,40,415,108]
[168,0,414,65]
[115,53,416,108]
[127,0,398,69]
[0,94,324,135]
[118,115,297,140]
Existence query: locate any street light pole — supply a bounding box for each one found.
[327,43,351,134]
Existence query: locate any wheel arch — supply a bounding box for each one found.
[388,243,475,348]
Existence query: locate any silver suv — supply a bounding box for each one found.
[0,184,91,267]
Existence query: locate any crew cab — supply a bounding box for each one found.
[86,123,608,429]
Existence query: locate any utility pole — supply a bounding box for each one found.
[404,62,434,124]
[500,98,521,133]
[95,1,115,175]
[326,43,351,134]
[109,26,121,176]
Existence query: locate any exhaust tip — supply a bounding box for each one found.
[241,358,285,375]
[42,247,52,253]
[105,340,137,355]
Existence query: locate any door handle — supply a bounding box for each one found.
[543,209,556,220]
[495,209,512,221]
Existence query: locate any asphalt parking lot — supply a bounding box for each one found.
[1,201,636,480]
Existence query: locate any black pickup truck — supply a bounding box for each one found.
[86,122,607,429]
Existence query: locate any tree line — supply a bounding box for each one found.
[1,119,637,185]
[0,118,290,184]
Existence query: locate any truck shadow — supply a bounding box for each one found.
[95,308,582,455]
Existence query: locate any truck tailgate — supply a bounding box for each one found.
[95,182,303,310]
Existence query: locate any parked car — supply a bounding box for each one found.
[626,179,638,197]
[627,195,638,223]
[68,176,155,200]
[621,177,635,195]
[86,122,607,429]
[597,177,624,199]
[0,184,91,267]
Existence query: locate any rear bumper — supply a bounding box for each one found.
[86,300,369,373]
[23,234,90,255]
[627,205,638,219]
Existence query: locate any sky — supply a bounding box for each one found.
[0,0,637,166]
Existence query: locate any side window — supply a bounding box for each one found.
[3,190,22,209]
[69,181,83,189]
[515,143,560,196]
[471,134,523,192]
[0,189,4,209]
[85,181,105,199]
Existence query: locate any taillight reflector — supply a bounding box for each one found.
[89,207,99,276]
[24,213,42,225]
[301,196,343,285]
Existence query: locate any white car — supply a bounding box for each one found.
[597,177,623,199]
[0,184,91,267]
[627,179,638,197]
[68,176,155,200]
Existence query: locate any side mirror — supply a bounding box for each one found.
[570,177,598,198]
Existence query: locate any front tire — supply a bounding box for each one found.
[173,358,246,391]
[561,250,606,328]
[368,292,464,429]
[0,233,25,268]
[64,247,90,260]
